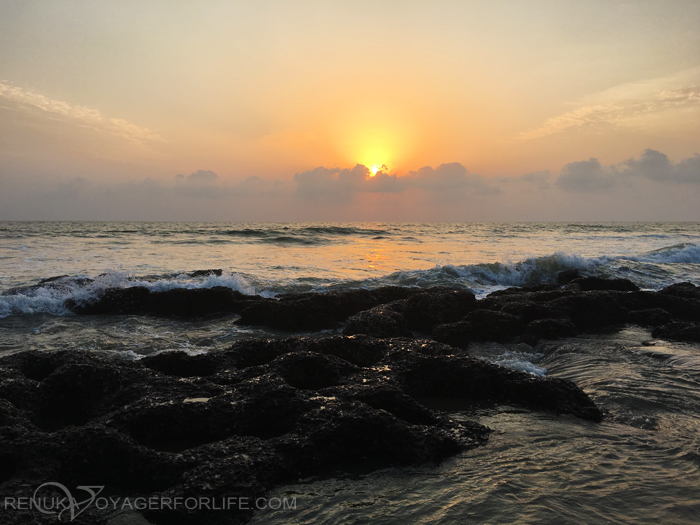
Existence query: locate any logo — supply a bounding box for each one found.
[32,482,103,522]
[4,482,297,521]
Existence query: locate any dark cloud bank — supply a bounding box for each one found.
[1,149,699,221]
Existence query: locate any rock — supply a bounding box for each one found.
[246,351,360,390]
[432,321,472,348]
[658,282,700,300]
[399,288,477,331]
[615,291,700,322]
[627,308,673,327]
[568,276,639,292]
[319,380,438,425]
[309,335,392,367]
[385,349,602,422]
[556,269,581,285]
[189,269,223,277]
[652,322,700,343]
[342,304,413,338]
[500,301,569,323]
[526,318,577,340]
[0,336,602,524]
[238,287,417,330]
[547,292,627,329]
[465,309,525,342]
[66,286,257,317]
[66,286,152,315]
[140,350,222,377]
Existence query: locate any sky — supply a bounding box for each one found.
[1,0,699,221]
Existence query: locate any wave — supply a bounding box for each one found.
[334,252,598,296]
[0,271,256,318]
[2,244,699,318]
[220,225,392,245]
[633,243,700,264]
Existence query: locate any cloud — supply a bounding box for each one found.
[555,149,700,192]
[498,171,552,191]
[294,165,363,200]
[293,162,498,199]
[185,169,218,183]
[621,148,700,183]
[519,85,700,140]
[2,151,699,221]
[0,82,164,143]
[621,149,673,181]
[407,163,500,194]
[556,158,616,193]
[675,154,700,183]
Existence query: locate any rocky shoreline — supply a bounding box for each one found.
[2,274,699,524]
[66,270,700,344]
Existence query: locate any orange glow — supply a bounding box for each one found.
[369,164,388,176]
[332,102,419,173]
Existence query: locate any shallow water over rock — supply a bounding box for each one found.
[253,329,700,524]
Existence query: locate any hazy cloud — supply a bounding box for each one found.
[0,82,165,143]
[407,163,500,194]
[519,85,700,140]
[556,158,615,192]
[185,169,218,183]
[294,165,365,200]
[622,148,700,183]
[555,149,700,192]
[498,171,552,191]
[2,151,700,221]
[293,162,498,199]
[675,155,700,183]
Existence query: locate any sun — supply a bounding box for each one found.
[369,163,389,177]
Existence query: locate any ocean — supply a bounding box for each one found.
[2,221,700,523]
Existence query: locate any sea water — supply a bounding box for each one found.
[1,221,700,523]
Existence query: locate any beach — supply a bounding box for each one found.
[1,222,699,523]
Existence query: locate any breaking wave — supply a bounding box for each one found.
[3,242,699,317]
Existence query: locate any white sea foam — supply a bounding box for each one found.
[0,270,256,317]
[2,239,700,317]
[491,352,547,377]
[632,243,700,264]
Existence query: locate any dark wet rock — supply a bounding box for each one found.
[398,288,477,331]
[39,362,133,430]
[658,282,700,300]
[246,351,360,390]
[615,290,700,322]
[526,318,577,340]
[556,269,581,285]
[500,301,569,323]
[465,309,525,342]
[432,320,472,348]
[567,276,639,292]
[309,335,393,367]
[480,288,574,307]
[627,308,673,327]
[0,336,601,524]
[272,400,477,478]
[64,279,700,345]
[652,322,700,343]
[386,349,602,422]
[238,287,417,330]
[547,292,627,329]
[319,380,438,426]
[141,350,223,377]
[189,269,223,277]
[66,286,258,317]
[66,286,152,314]
[342,304,413,338]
